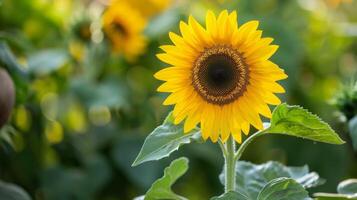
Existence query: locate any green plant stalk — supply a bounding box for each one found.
[220,129,268,193]
[224,136,236,192]
[235,130,267,162]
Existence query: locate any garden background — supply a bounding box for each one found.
[0,0,356,199]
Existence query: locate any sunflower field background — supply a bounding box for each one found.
[0,0,357,199]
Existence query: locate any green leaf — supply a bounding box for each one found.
[266,103,344,144]
[0,180,31,200]
[144,157,189,200]
[220,161,324,199]
[211,191,249,200]
[27,49,68,75]
[132,112,201,166]
[257,177,311,200]
[348,117,357,151]
[338,179,357,195]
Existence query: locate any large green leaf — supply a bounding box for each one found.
[0,181,31,200]
[138,157,189,200]
[348,116,357,151]
[132,113,201,166]
[211,191,249,200]
[257,177,311,200]
[266,103,344,144]
[220,161,324,199]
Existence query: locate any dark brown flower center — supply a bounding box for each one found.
[112,22,127,37]
[192,45,249,105]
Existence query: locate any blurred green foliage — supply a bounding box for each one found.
[0,0,357,199]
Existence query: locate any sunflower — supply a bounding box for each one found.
[154,10,287,143]
[102,2,147,60]
[113,0,171,17]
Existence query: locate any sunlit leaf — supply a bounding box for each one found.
[257,177,311,200]
[0,180,31,200]
[143,157,189,200]
[220,161,324,199]
[266,103,344,144]
[132,112,202,166]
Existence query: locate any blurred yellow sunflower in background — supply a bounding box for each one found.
[102,2,147,60]
[155,10,287,143]
[116,0,172,17]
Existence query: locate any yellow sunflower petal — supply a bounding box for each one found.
[157,80,188,92]
[250,78,286,93]
[228,11,238,30]
[241,121,250,135]
[206,10,218,41]
[251,87,282,105]
[232,20,259,47]
[188,15,214,46]
[246,45,279,64]
[154,67,190,81]
[173,93,200,124]
[168,32,197,54]
[160,45,196,60]
[156,53,193,68]
[232,131,242,143]
[244,90,272,118]
[184,107,202,133]
[217,10,229,42]
[240,96,264,130]
[201,104,215,140]
[220,105,232,142]
[244,37,274,57]
[180,21,202,50]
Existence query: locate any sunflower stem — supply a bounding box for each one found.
[224,136,236,192]
[218,139,228,157]
[234,129,267,162]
